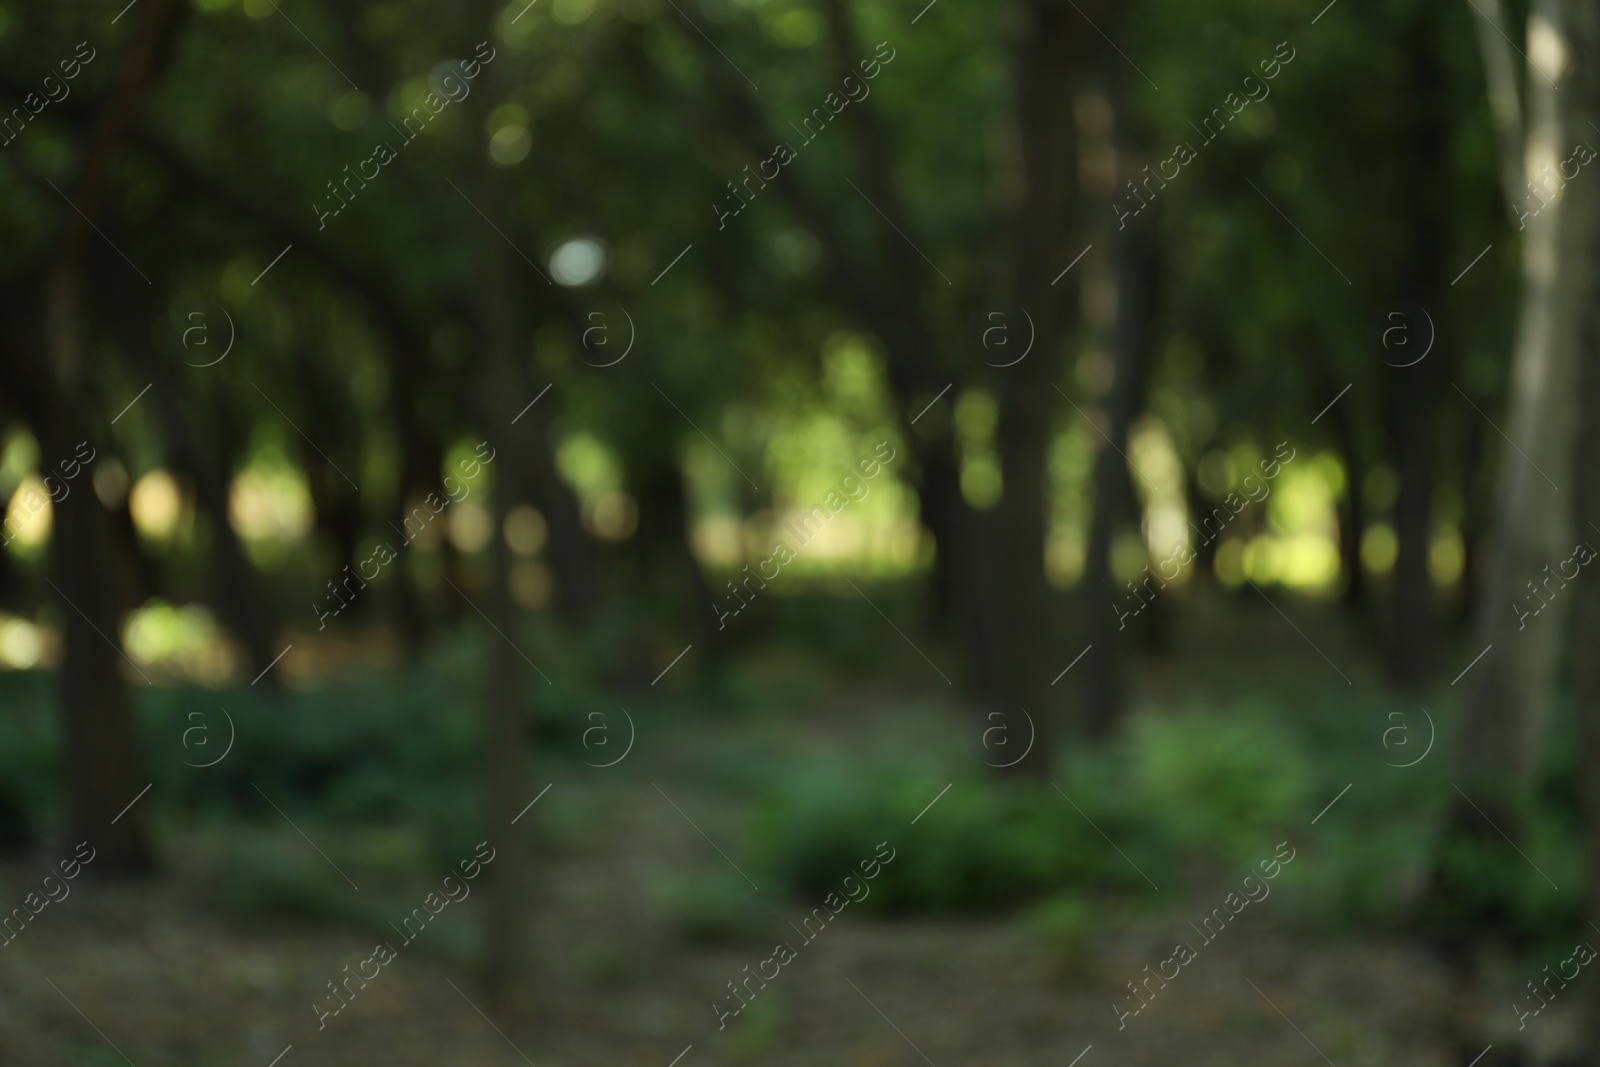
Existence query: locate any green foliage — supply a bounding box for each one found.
[745,759,1161,914]
[1123,707,1313,863]
[648,870,774,945]
[0,671,55,854]
[1413,811,1584,950]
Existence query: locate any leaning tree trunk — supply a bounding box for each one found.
[1433,0,1600,933]
[1560,5,1600,1064]
[1574,231,1600,1067]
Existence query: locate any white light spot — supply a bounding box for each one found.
[550,237,608,287]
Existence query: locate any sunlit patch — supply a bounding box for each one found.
[692,517,743,568]
[0,614,47,669]
[1246,534,1339,589]
[448,501,494,552]
[0,430,38,482]
[1361,524,1398,575]
[4,476,52,549]
[557,432,627,534]
[94,459,130,508]
[1046,527,1086,587]
[550,236,607,286]
[1146,504,1192,585]
[1529,16,1570,82]
[1131,418,1188,572]
[763,7,822,48]
[1214,539,1246,586]
[552,0,596,23]
[489,124,532,165]
[130,470,183,540]
[511,561,552,610]
[585,491,638,541]
[955,389,1001,509]
[1111,531,1148,583]
[504,505,548,556]
[1430,528,1465,586]
[122,599,237,683]
[230,467,314,543]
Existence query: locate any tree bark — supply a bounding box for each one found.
[1328,387,1368,616]
[1573,242,1600,1067]
[37,0,186,874]
[975,0,1089,769]
[468,8,536,1020]
[1559,6,1600,1064]
[1385,13,1450,690]
[1434,0,1600,929]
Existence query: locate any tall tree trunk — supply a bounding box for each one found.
[1432,0,1600,933]
[1386,13,1449,690]
[468,9,536,1019]
[1072,0,1158,739]
[1457,408,1488,626]
[980,0,1087,771]
[1328,388,1368,616]
[39,313,154,874]
[38,0,185,873]
[391,403,442,653]
[1081,118,1160,735]
[1574,243,1600,1067]
[1560,6,1600,1064]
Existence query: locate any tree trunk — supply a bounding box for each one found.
[980,0,1088,771]
[1328,388,1368,616]
[637,461,724,656]
[39,298,154,873]
[391,410,443,652]
[1082,191,1160,736]
[1573,243,1600,1067]
[468,8,536,1019]
[1560,6,1600,1064]
[1072,0,1159,739]
[1385,14,1449,690]
[36,0,186,874]
[1432,0,1600,934]
[516,411,601,624]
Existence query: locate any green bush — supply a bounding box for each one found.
[0,671,58,853]
[744,759,1164,914]
[1124,706,1313,863]
[744,702,1336,916]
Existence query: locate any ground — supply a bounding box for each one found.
[0,602,1577,1066]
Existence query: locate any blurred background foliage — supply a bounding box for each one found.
[1,0,1597,1060]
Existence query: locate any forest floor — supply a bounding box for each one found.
[0,598,1578,1066]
